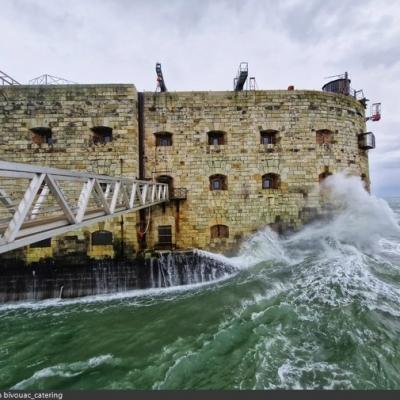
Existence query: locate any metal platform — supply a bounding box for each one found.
[0,161,168,254]
[234,62,248,91]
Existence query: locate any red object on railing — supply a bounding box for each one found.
[369,103,381,122]
[366,103,381,122]
[371,113,381,122]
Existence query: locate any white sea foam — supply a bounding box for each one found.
[2,173,399,319]
[11,354,115,389]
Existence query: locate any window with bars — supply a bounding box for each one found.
[260,130,278,145]
[158,225,172,245]
[207,131,226,145]
[155,132,173,146]
[91,126,113,145]
[30,127,53,145]
[210,225,229,239]
[209,174,227,191]
[262,174,279,189]
[316,129,333,145]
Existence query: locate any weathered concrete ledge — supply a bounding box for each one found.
[0,251,236,303]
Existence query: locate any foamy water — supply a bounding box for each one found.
[1,174,400,389]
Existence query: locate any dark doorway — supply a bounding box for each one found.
[158,225,172,247]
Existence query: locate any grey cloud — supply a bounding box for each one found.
[1,0,400,195]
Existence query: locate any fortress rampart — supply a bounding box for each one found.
[0,84,369,262]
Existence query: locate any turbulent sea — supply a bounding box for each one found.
[1,174,400,390]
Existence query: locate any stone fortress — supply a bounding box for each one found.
[0,69,377,264]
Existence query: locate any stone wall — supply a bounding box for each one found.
[0,85,371,259]
[142,90,369,252]
[0,84,140,262]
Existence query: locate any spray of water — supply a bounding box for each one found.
[208,172,400,269]
[3,174,400,390]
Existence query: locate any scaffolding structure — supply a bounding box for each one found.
[0,70,20,85]
[29,74,77,85]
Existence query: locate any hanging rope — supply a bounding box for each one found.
[137,206,151,239]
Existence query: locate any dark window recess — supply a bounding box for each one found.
[30,127,53,145]
[260,130,278,145]
[155,132,173,146]
[157,175,173,194]
[158,225,172,245]
[91,230,113,246]
[30,238,51,248]
[319,171,332,183]
[209,174,227,190]
[91,126,113,145]
[316,129,333,145]
[361,173,368,182]
[210,225,229,239]
[262,174,280,189]
[208,131,226,145]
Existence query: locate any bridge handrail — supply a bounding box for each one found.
[0,161,146,183]
[0,161,169,254]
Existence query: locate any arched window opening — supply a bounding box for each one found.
[262,173,280,189]
[208,131,226,145]
[91,126,113,145]
[210,225,229,239]
[91,230,113,246]
[316,129,333,145]
[30,127,53,145]
[157,175,173,195]
[260,130,278,145]
[209,174,227,191]
[154,132,173,146]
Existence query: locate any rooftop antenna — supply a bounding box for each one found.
[155,63,167,92]
[29,74,77,85]
[0,69,20,85]
[233,62,248,91]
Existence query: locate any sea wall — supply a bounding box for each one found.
[0,252,235,302]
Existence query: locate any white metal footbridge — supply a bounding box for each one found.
[0,161,169,254]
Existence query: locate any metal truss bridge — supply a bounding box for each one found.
[0,161,169,254]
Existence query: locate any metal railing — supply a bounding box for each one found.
[0,70,20,86]
[0,161,168,254]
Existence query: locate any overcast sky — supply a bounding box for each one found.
[1,0,399,196]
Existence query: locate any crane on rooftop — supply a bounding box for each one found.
[156,63,167,92]
[233,62,248,91]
